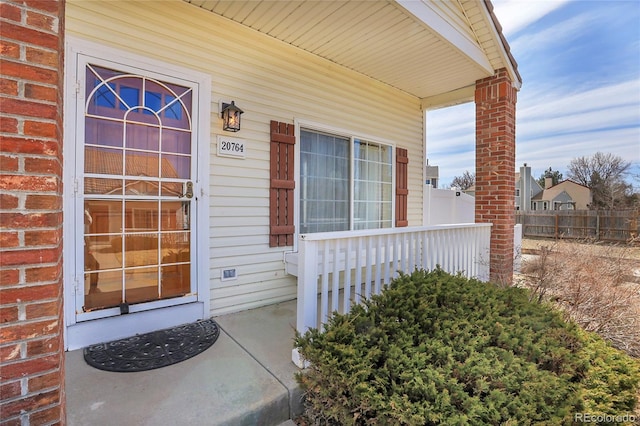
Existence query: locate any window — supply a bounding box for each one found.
[87,65,190,127]
[300,131,349,233]
[353,139,393,230]
[299,129,393,233]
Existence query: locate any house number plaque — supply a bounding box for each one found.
[217,135,246,159]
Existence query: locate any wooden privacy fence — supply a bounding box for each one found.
[516,210,639,242]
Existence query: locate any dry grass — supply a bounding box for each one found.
[520,238,640,419]
[520,238,640,358]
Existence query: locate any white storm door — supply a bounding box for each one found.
[76,60,198,321]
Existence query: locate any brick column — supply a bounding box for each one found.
[475,68,517,285]
[0,1,66,424]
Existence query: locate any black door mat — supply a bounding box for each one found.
[83,318,220,372]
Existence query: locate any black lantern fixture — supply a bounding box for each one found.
[221,101,243,132]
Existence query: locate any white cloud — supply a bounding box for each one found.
[517,80,640,159]
[427,79,640,186]
[516,126,640,182]
[508,10,596,59]
[520,79,640,118]
[491,0,572,36]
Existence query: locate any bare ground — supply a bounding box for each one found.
[520,237,640,266]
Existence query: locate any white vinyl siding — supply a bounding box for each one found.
[67,0,424,316]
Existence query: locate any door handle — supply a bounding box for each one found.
[184,181,194,199]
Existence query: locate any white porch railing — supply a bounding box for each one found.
[289,223,492,367]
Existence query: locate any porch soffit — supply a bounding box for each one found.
[183,0,516,106]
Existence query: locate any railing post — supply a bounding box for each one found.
[513,224,522,272]
[293,237,318,368]
[331,239,340,314]
[374,235,382,294]
[364,236,372,298]
[478,225,491,281]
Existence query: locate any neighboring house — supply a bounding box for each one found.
[471,163,591,211]
[515,163,543,211]
[516,163,592,211]
[465,163,542,209]
[531,179,592,210]
[1,1,521,422]
[425,160,439,189]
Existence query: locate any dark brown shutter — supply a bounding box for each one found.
[395,147,408,227]
[269,120,296,247]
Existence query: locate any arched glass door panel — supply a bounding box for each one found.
[81,64,194,315]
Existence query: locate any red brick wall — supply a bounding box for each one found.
[475,68,517,285]
[0,1,66,424]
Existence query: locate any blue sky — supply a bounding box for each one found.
[426,0,640,189]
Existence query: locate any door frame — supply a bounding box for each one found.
[63,37,211,350]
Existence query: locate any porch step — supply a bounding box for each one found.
[215,299,305,423]
[66,300,303,426]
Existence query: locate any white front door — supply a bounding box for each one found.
[64,39,211,349]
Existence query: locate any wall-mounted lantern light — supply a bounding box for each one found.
[221,101,243,132]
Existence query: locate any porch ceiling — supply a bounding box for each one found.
[184,0,519,106]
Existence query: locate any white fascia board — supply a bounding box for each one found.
[395,0,493,75]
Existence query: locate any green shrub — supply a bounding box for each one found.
[294,268,639,425]
[578,330,639,416]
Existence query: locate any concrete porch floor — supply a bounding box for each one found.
[65,300,303,426]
